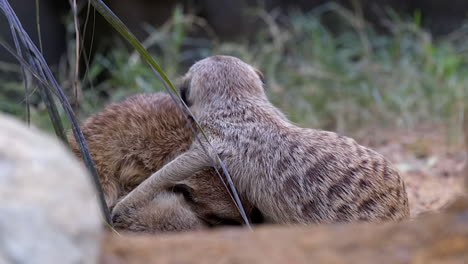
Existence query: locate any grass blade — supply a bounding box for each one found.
[0,0,112,226]
[9,2,29,125]
[89,0,251,228]
[69,0,81,113]
[35,0,43,52]
[2,1,66,142]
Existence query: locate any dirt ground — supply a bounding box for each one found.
[100,125,468,264]
[355,125,466,217]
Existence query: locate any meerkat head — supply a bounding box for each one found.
[178,55,266,108]
[175,170,266,226]
[112,191,207,234]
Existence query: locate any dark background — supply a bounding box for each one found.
[1,0,467,65]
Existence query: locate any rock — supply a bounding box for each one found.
[0,113,102,264]
[101,197,468,264]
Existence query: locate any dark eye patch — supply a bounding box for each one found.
[178,83,191,107]
[249,207,265,224]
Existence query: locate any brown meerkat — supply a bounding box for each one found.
[68,93,258,233]
[113,55,410,225]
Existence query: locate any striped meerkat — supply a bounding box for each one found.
[69,93,258,233]
[113,55,410,225]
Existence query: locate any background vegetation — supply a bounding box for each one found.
[1,3,467,140]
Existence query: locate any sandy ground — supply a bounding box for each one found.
[355,126,466,217]
[100,126,468,264]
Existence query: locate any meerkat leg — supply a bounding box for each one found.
[112,146,214,218]
[146,148,212,189]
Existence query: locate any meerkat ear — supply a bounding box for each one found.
[254,68,265,84]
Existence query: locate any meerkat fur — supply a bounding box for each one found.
[68,93,255,233]
[114,55,410,224]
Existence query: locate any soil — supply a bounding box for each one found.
[355,125,466,216]
[100,125,468,263]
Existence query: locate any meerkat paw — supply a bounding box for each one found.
[112,188,148,223]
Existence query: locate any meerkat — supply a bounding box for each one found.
[68,93,258,233]
[113,55,410,225]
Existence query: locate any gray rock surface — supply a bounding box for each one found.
[0,113,102,264]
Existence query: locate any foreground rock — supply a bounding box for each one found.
[0,113,102,264]
[101,198,468,264]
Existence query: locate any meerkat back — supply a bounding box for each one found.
[121,55,410,225]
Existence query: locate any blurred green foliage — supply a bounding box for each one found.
[1,5,467,138]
